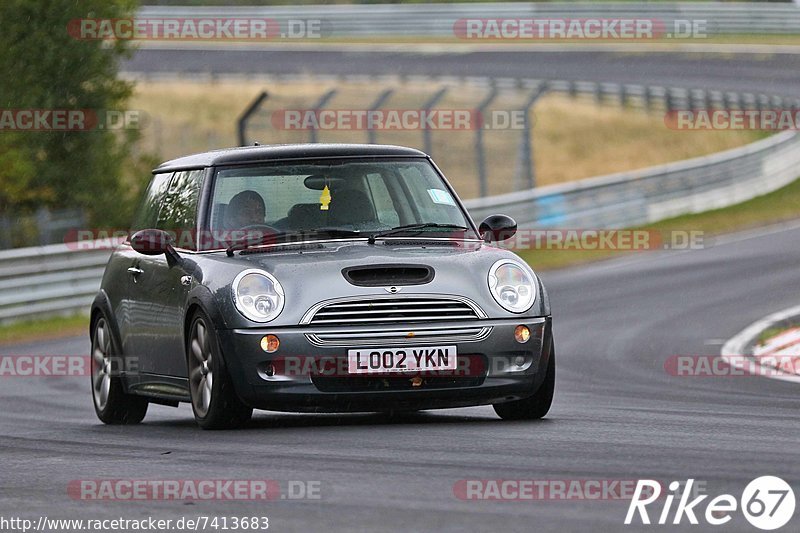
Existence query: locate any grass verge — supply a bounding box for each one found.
[0,314,88,347]
[756,326,798,346]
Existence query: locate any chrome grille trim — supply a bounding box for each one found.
[300,294,487,326]
[305,326,493,347]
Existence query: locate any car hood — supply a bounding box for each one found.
[199,239,550,327]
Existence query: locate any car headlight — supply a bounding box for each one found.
[488,259,536,313]
[232,269,285,323]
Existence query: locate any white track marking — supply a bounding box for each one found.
[721,304,800,384]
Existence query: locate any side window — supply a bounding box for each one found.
[156,170,205,247]
[130,172,173,232]
[365,173,400,227]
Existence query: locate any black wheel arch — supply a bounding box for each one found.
[90,291,122,355]
[183,285,230,361]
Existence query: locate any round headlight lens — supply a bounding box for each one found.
[232,270,285,323]
[488,259,536,313]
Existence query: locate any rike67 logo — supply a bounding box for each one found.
[626,477,795,530]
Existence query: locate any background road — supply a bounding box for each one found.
[2,223,799,532]
[125,47,800,98]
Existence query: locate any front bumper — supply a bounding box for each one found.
[217,316,553,412]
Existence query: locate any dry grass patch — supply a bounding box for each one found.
[130,78,763,198]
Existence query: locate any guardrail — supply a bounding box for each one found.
[464,130,800,228]
[138,2,800,36]
[0,243,111,324]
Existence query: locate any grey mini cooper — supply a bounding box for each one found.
[90,144,555,429]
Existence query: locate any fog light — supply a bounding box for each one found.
[260,334,280,353]
[514,325,530,343]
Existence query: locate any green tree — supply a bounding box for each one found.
[0,0,145,229]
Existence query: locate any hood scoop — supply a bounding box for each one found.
[342,264,434,287]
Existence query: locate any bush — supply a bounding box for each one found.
[0,0,149,230]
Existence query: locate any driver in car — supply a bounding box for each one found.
[225,190,266,229]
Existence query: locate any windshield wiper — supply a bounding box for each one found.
[367,223,469,244]
[226,228,362,256]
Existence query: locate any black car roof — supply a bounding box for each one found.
[154,143,428,172]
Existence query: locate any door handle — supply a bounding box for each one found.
[127,267,144,275]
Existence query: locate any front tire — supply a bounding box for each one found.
[187,311,252,430]
[493,339,555,420]
[91,316,148,424]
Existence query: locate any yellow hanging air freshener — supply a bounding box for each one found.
[320,185,331,211]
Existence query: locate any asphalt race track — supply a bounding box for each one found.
[1,47,798,532]
[2,222,799,532]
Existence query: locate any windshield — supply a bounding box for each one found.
[206,158,477,250]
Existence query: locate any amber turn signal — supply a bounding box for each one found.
[260,334,280,353]
[514,325,531,344]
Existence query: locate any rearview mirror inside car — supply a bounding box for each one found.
[303,174,345,190]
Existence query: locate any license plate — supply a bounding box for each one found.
[347,346,458,374]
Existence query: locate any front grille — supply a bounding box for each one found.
[301,295,486,326]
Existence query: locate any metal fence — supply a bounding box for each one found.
[138,3,800,37]
[239,74,800,199]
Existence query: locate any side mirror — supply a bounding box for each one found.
[130,229,177,257]
[479,214,517,243]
